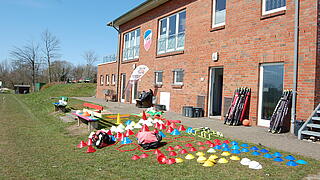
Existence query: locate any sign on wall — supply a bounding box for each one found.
[144,29,152,51]
[129,65,149,82]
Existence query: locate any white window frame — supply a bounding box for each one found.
[106,75,110,85]
[262,0,286,15]
[212,0,226,28]
[123,28,140,61]
[158,10,186,54]
[173,69,184,85]
[111,74,116,85]
[100,75,104,86]
[155,71,163,85]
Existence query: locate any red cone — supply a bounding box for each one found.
[131,155,140,160]
[141,124,149,132]
[170,123,177,129]
[178,125,186,131]
[189,147,197,152]
[159,124,166,130]
[87,138,93,146]
[166,146,174,151]
[179,149,188,154]
[140,153,149,158]
[77,141,87,148]
[153,129,159,134]
[86,146,96,153]
[199,146,207,150]
[153,149,162,155]
[185,143,193,147]
[223,140,230,144]
[208,143,215,148]
[205,140,213,145]
[154,122,160,129]
[125,129,134,136]
[115,132,123,140]
[166,158,176,165]
[164,121,171,126]
[157,155,167,164]
[196,142,205,146]
[214,139,221,143]
[166,126,174,133]
[169,151,177,156]
[174,145,182,149]
[214,142,222,146]
[142,111,147,120]
[106,130,113,135]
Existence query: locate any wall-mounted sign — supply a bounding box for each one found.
[144,29,152,51]
[129,65,149,82]
[212,52,219,61]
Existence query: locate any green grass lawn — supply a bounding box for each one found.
[0,83,319,179]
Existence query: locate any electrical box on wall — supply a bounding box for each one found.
[212,52,219,61]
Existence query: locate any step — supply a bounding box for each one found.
[307,123,320,129]
[301,130,320,137]
[311,117,320,121]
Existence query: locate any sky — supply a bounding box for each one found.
[0,0,146,65]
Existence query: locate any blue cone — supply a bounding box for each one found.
[274,157,284,162]
[125,120,132,126]
[286,161,298,167]
[285,155,296,161]
[221,143,229,148]
[273,152,282,157]
[121,137,132,144]
[231,149,241,154]
[110,135,116,141]
[222,147,230,152]
[241,148,250,153]
[186,127,193,133]
[260,149,269,153]
[231,145,240,150]
[263,154,273,158]
[250,146,259,151]
[252,151,261,156]
[214,145,222,150]
[231,141,238,145]
[296,160,308,165]
[241,144,249,147]
[159,131,166,138]
[171,129,181,135]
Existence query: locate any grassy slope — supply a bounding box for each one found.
[1,83,320,179]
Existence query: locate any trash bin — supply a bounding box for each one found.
[294,120,304,136]
[182,106,193,117]
[193,107,204,118]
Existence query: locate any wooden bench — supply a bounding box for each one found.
[72,103,104,131]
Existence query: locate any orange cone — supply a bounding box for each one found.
[86,146,96,153]
[83,111,90,116]
[142,111,147,120]
[77,141,87,148]
[87,138,93,146]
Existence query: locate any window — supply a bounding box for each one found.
[158,10,186,54]
[155,71,163,85]
[212,0,226,27]
[262,0,286,15]
[123,28,140,61]
[100,75,104,86]
[173,69,184,85]
[111,74,116,85]
[106,75,110,85]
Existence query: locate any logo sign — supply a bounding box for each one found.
[129,65,149,82]
[144,29,152,51]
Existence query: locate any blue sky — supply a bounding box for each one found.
[0,0,145,65]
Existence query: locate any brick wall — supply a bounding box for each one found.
[96,62,118,100]
[97,0,318,124]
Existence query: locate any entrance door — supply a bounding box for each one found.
[208,67,223,117]
[131,80,138,104]
[160,92,170,111]
[258,63,284,127]
[120,73,126,102]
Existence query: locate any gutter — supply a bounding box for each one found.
[291,0,300,133]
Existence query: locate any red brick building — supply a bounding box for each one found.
[97,0,320,128]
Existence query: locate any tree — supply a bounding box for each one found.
[10,42,41,91]
[82,50,98,81]
[42,30,60,83]
[51,60,72,82]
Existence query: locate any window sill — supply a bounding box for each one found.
[156,50,184,58]
[210,25,225,32]
[171,84,183,89]
[106,84,110,86]
[121,58,139,64]
[261,10,286,20]
[154,84,163,88]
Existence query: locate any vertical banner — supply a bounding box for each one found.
[124,65,149,94]
[143,29,152,51]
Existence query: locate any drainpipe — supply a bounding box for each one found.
[107,22,121,102]
[291,0,300,134]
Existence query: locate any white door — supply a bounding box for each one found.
[160,92,170,111]
[131,80,138,104]
[258,63,284,127]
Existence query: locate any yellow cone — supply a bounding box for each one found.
[175,157,184,163]
[196,152,205,156]
[208,155,219,162]
[203,160,214,167]
[185,154,195,160]
[218,158,229,164]
[221,151,231,157]
[116,113,121,125]
[197,156,207,163]
[230,155,240,161]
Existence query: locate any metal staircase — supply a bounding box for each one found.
[298,103,320,140]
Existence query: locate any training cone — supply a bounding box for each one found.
[116,113,122,125]
[185,143,193,147]
[231,150,241,154]
[158,131,166,137]
[223,140,231,144]
[251,151,261,156]
[222,147,230,152]
[170,123,177,129]
[218,158,229,164]
[83,111,90,116]
[175,157,184,163]
[134,123,142,129]
[174,145,182,149]
[125,125,133,130]
[125,129,135,136]
[296,160,308,165]
[240,158,251,165]
[221,143,229,148]
[158,124,166,130]
[250,146,259,151]
[230,156,240,161]
[221,152,231,156]
[154,122,160,129]
[77,141,87,148]
[86,146,96,153]
[203,160,214,167]
[142,111,147,120]
[140,153,149,158]
[130,121,136,127]
[157,155,167,164]
[214,142,222,146]
[87,138,93,146]
[230,141,238,145]
[153,149,162,155]
[189,147,197,152]
[121,137,133,144]
[273,157,284,162]
[197,156,207,163]
[214,145,222,150]
[231,145,240,150]
[170,129,180,135]
[208,144,215,148]
[166,158,176,165]
[185,154,195,160]
[285,155,296,161]
[178,125,186,131]
[260,149,269,153]
[240,144,249,148]
[125,120,132,126]
[166,126,174,133]
[141,124,149,132]
[164,121,171,126]
[196,142,205,146]
[205,140,213,145]
[209,155,219,161]
[196,152,205,156]
[241,148,250,153]
[263,154,273,158]
[110,135,116,141]
[131,155,140,160]
[166,146,175,151]
[186,127,193,133]
[169,151,177,156]
[214,139,221,143]
[115,132,123,140]
[199,146,206,151]
[106,130,113,135]
[272,152,282,157]
[179,149,188,154]
[249,161,262,170]
[153,129,159,134]
[207,148,216,153]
